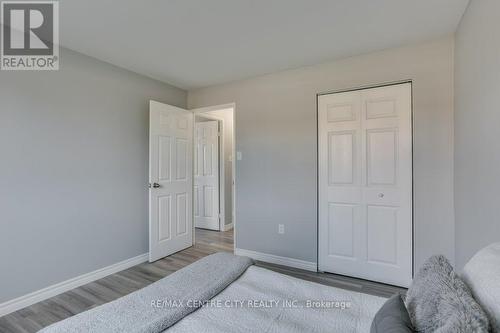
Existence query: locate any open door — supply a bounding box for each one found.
[149,101,193,262]
[194,120,220,230]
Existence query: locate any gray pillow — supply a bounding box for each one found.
[405,255,489,332]
[371,294,414,333]
[462,242,500,332]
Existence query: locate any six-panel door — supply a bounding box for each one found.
[318,83,413,287]
[149,101,193,262]
[194,120,220,230]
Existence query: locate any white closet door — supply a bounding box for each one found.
[194,121,220,230]
[318,83,412,287]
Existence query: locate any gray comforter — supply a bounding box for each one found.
[38,252,254,333]
[168,265,386,333]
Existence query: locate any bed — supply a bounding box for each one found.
[168,265,386,333]
[39,252,387,333]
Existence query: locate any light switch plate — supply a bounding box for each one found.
[236,151,242,160]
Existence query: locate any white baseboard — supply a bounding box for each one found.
[0,253,148,317]
[235,248,317,272]
[222,222,234,231]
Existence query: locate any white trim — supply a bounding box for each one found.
[222,222,234,231]
[231,105,236,252]
[191,103,236,114]
[235,248,317,272]
[0,253,148,317]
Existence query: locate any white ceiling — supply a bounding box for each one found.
[60,0,469,90]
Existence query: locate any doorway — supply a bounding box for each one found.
[194,115,220,230]
[317,82,413,287]
[193,106,235,234]
[148,101,235,263]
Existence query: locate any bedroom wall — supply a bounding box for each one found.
[188,37,455,271]
[454,0,500,269]
[0,48,186,303]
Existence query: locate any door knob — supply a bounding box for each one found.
[149,183,161,188]
[378,193,385,198]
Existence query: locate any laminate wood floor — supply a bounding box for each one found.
[0,228,405,333]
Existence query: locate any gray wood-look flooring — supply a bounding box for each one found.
[0,228,405,333]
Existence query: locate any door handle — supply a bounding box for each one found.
[149,183,161,188]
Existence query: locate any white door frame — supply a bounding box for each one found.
[194,115,222,230]
[316,80,414,283]
[192,103,236,250]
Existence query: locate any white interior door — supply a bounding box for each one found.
[318,83,413,287]
[149,100,193,262]
[194,120,220,230]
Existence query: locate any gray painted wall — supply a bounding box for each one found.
[454,0,500,269]
[188,37,455,270]
[0,48,186,303]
